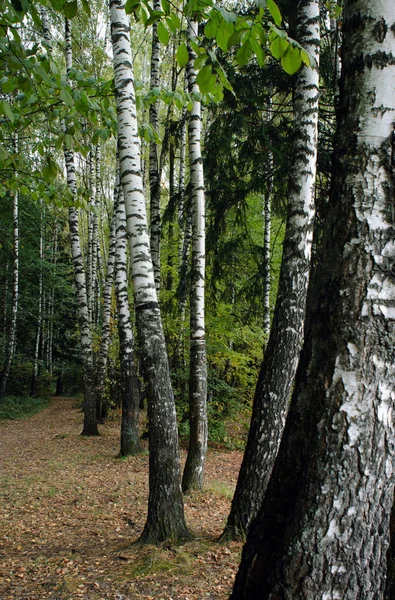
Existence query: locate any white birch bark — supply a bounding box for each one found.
[113,169,141,456]
[31,200,44,395]
[232,1,395,597]
[182,20,208,493]
[64,18,98,435]
[224,0,320,539]
[149,0,161,293]
[109,0,189,542]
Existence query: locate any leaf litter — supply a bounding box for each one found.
[0,397,243,599]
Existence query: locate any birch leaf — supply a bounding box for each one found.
[63,1,78,18]
[267,0,282,25]
[176,43,189,68]
[281,45,302,75]
[157,22,169,45]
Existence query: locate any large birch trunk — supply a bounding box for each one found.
[231,1,395,597]
[223,0,320,540]
[109,0,189,542]
[182,20,208,493]
[64,18,98,436]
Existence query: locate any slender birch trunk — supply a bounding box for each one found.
[109,0,189,542]
[262,96,273,342]
[31,200,44,396]
[232,1,395,596]
[182,20,208,493]
[0,155,19,399]
[223,0,320,540]
[113,171,141,456]
[149,0,161,293]
[64,18,98,435]
[178,110,187,265]
[96,193,116,422]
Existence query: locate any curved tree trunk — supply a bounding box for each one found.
[223,0,320,540]
[231,1,395,597]
[64,18,98,436]
[109,0,189,543]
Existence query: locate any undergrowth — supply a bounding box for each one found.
[0,395,50,420]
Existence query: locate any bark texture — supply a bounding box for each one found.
[149,0,161,293]
[64,18,98,436]
[231,1,395,597]
[224,0,320,540]
[109,0,189,542]
[113,172,141,457]
[182,20,208,493]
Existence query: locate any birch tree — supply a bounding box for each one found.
[182,19,208,493]
[113,174,141,456]
[64,18,98,436]
[231,0,395,597]
[109,0,189,542]
[223,0,320,540]
[149,0,161,293]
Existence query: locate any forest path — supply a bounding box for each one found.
[0,397,243,599]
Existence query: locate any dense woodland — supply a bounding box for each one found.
[1,0,395,597]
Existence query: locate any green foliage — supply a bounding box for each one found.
[0,394,50,420]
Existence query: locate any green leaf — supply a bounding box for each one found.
[60,88,74,107]
[0,145,10,164]
[1,101,15,123]
[267,0,282,26]
[2,77,17,94]
[176,43,189,68]
[63,1,78,18]
[161,0,170,14]
[157,22,169,45]
[196,64,216,93]
[281,45,302,75]
[270,34,288,59]
[64,133,74,149]
[194,53,207,70]
[43,158,58,183]
[81,0,91,16]
[300,48,310,66]
[125,0,140,13]
[249,32,265,67]
[216,19,234,52]
[235,39,253,67]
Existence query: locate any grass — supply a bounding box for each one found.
[0,394,50,420]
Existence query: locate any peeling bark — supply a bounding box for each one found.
[232,1,395,597]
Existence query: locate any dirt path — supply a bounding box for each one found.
[0,397,243,599]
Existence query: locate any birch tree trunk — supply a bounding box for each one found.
[231,1,395,597]
[96,193,116,422]
[109,0,189,542]
[113,174,141,456]
[182,19,208,493]
[0,152,19,399]
[149,0,161,293]
[223,0,320,540]
[64,18,98,436]
[31,200,44,396]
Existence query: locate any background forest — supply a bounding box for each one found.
[1,0,395,599]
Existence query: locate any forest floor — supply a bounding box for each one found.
[0,397,244,600]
